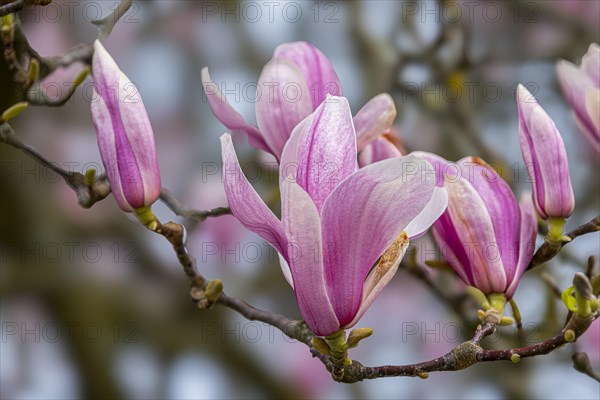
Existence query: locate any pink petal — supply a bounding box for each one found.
[586,87,600,136]
[255,59,313,159]
[410,151,458,187]
[202,68,273,155]
[281,96,358,212]
[354,94,397,151]
[358,136,403,167]
[404,186,448,239]
[320,155,436,326]
[446,158,513,293]
[220,134,287,256]
[273,41,342,108]
[557,61,599,148]
[347,232,409,328]
[581,43,600,87]
[281,176,340,336]
[505,194,538,299]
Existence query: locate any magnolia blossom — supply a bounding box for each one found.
[91,40,161,212]
[221,96,447,336]
[203,41,396,160]
[430,157,538,299]
[557,43,600,153]
[517,84,575,219]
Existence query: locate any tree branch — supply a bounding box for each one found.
[0,0,47,18]
[529,215,600,269]
[0,122,111,207]
[159,187,231,221]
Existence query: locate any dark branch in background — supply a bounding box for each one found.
[0,0,49,18]
[0,122,110,208]
[160,188,231,221]
[529,215,600,269]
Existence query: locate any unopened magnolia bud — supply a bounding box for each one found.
[511,353,521,363]
[347,327,373,348]
[517,85,575,220]
[91,40,161,212]
[432,157,537,299]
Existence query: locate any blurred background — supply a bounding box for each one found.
[1,0,599,398]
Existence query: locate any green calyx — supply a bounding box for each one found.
[469,289,514,326]
[134,206,159,231]
[311,327,374,378]
[468,287,515,326]
[546,217,571,244]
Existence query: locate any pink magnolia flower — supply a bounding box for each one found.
[202,41,396,161]
[90,40,161,212]
[429,156,538,299]
[516,84,575,219]
[557,43,600,154]
[221,96,447,336]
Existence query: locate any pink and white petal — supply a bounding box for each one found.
[354,94,397,151]
[277,253,294,288]
[273,41,342,108]
[557,61,599,140]
[404,186,448,239]
[256,59,313,159]
[444,168,508,294]
[281,177,339,337]
[202,68,272,155]
[432,213,475,286]
[459,157,521,275]
[117,72,161,205]
[279,113,313,185]
[581,43,600,87]
[410,151,458,187]
[320,155,436,326]
[586,87,600,135]
[294,96,358,212]
[346,232,409,329]
[506,194,538,299]
[91,89,131,212]
[358,136,402,167]
[220,134,287,256]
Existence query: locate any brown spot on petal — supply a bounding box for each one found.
[366,231,409,293]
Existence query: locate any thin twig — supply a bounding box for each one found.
[0,122,111,208]
[159,187,231,221]
[529,215,600,270]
